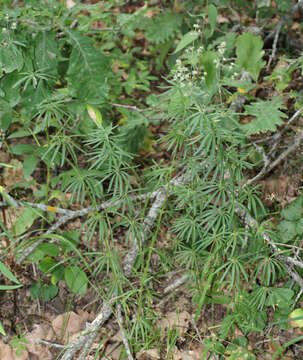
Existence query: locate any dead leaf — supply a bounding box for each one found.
[25,323,54,359]
[136,348,161,360]
[2,159,24,190]
[260,175,299,207]
[0,340,28,360]
[159,311,191,336]
[217,14,229,23]
[144,9,159,18]
[51,311,87,344]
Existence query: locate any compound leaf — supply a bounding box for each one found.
[241,97,287,135]
[146,12,183,45]
[35,31,60,80]
[236,32,265,81]
[66,30,110,103]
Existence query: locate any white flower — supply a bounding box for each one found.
[11,22,17,30]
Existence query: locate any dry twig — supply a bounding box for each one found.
[59,172,187,359]
[247,127,303,186]
[116,304,134,360]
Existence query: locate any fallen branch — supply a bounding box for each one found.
[246,107,303,147]
[12,188,169,263]
[236,207,303,289]
[109,102,153,113]
[116,304,134,360]
[59,172,187,360]
[264,0,303,45]
[247,128,303,186]
[266,21,282,70]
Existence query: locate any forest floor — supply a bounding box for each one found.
[1,1,303,359]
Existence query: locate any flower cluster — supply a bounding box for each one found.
[172,58,205,89]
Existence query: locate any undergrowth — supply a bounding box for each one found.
[1,0,303,359]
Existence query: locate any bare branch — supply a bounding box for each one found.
[110,102,153,113]
[236,207,303,289]
[116,304,134,360]
[247,127,303,186]
[59,172,187,360]
[264,0,303,44]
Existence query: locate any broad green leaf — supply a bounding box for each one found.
[277,220,297,243]
[0,99,13,130]
[8,130,32,138]
[232,336,248,348]
[282,196,303,221]
[0,260,20,284]
[241,97,287,135]
[30,282,58,301]
[0,40,23,73]
[37,243,61,257]
[66,30,110,103]
[222,79,254,93]
[145,12,183,44]
[65,266,88,295]
[23,154,38,178]
[207,4,217,37]
[27,248,45,262]
[173,31,200,54]
[51,265,65,285]
[266,288,294,307]
[13,207,41,236]
[202,51,217,88]
[282,206,302,221]
[35,31,59,80]
[10,143,36,155]
[236,32,265,81]
[38,257,57,273]
[60,230,80,252]
[296,218,303,235]
[0,71,22,107]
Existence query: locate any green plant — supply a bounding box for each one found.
[9,326,29,356]
[158,14,300,349]
[0,259,22,335]
[29,232,89,299]
[276,196,303,243]
[1,0,303,358]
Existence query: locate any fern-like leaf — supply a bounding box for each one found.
[65,30,110,103]
[145,12,183,44]
[241,97,287,135]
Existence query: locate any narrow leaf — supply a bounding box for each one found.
[207,4,217,37]
[173,31,199,54]
[0,260,20,284]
